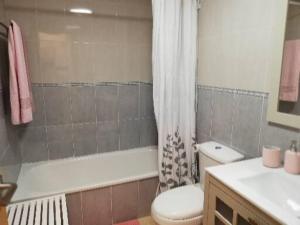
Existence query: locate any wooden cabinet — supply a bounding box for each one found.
[0,206,8,225]
[203,173,282,225]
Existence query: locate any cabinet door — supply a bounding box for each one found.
[0,206,8,225]
[207,185,234,225]
[233,202,272,225]
[207,184,274,225]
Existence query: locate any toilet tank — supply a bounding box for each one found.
[197,142,244,189]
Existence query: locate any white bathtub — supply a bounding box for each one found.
[12,146,158,202]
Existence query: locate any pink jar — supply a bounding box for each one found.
[262,146,281,168]
[284,150,300,174]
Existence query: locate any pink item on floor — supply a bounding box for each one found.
[114,220,140,225]
[8,20,33,125]
[279,39,300,102]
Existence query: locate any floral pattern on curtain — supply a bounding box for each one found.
[152,0,198,191]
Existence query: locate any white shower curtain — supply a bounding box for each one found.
[152,0,198,191]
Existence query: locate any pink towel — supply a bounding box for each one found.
[279,39,300,102]
[8,20,33,125]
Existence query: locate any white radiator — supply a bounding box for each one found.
[6,195,69,225]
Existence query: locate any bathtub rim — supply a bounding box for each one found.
[12,146,159,203]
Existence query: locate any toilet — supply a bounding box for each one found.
[151,141,244,225]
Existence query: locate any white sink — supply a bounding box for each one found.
[239,172,300,218]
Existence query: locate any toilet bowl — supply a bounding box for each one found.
[151,141,244,225]
[152,184,204,225]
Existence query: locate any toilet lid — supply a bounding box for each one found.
[152,184,204,220]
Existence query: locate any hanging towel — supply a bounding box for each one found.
[279,39,300,102]
[8,20,33,125]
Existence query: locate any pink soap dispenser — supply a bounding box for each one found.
[284,140,300,174]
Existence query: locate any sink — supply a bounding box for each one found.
[239,172,300,218]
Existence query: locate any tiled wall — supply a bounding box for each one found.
[285,4,300,40]
[21,82,157,163]
[196,85,300,158]
[197,0,286,92]
[0,23,22,182]
[0,0,156,164]
[66,177,158,225]
[3,0,153,84]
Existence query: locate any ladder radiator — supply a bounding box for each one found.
[6,195,69,225]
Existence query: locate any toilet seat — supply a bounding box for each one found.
[151,184,204,225]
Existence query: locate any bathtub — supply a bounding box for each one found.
[12,146,158,202]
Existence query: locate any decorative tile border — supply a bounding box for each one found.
[197,84,269,98]
[32,81,153,87]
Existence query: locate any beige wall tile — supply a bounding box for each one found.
[71,42,94,82]
[37,11,66,38]
[286,6,300,40]
[92,42,121,82]
[26,40,41,83]
[198,0,288,92]
[91,0,118,17]
[39,39,72,83]
[0,0,5,21]
[126,20,152,45]
[4,0,153,84]
[4,0,35,10]
[36,0,66,12]
[92,16,117,44]
[65,13,93,43]
[116,0,152,19]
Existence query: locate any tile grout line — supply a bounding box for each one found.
[209,87,214,138]
[94,85,99,154]
[117,84,121,152]
[69,86,76,158]
[257,96,266,156]
[110,186,114,225]
[230,90,238,148]
[137,180,140,218]
[138,83,141,147]
[80,192,84,225]
[41,86,50,161]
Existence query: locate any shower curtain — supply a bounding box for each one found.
[152,0,198,191]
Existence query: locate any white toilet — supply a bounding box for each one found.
[151,141,244,225]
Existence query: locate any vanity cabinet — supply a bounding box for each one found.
[0,206,8,225]
[203,173,282,225]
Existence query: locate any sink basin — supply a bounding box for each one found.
[239,172,300,218]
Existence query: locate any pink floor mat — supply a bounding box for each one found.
[114,219,140,225]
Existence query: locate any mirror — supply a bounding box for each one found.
[278,0,300,115]
[268,0,300,129]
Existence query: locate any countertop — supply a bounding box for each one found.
[206,158,300,225]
